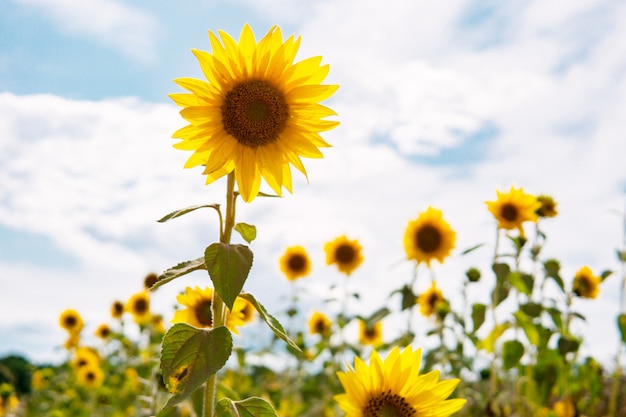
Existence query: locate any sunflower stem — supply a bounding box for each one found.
[203,173,237,417]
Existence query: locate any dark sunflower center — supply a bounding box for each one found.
[86,371,96,382]
[133,299,148,314]
[428,293,441,308]
[99,327,110,338]
[240,304,253,321]
[335,244,356,264]
[77,359,88,368]
[500,203,519,222]
[574,276,591,296]
[364,326,378,339]
[314,319,328,334]
[364,390,415,417]
[415,225,442,253]
[194,299,213,327]
[221,79,289,148]
[64,316,77,327]
[113,302,124,316]
[288,254,307,272]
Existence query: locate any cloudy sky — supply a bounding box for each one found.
[1,0,625,367]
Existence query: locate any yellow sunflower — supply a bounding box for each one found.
[94,324,111,340]
[110,300,125,319]
[170,24,339,202]
[72,347,100,369]
[553,397,575,417]
[417,282,446,317]
[485,186,540,236]
[536,195,558,218]
[358,320,383,347]
[572,266,601,299]
[279,245,312,281]
[403,207,456,266]
[126,291,151,325]
[171,286,247,333]
[59,309,84,334]
[230,296,255,326]
[76,365,104,388]
[308,311,331,337]
[324,235,364,276]
[335,346,466,417]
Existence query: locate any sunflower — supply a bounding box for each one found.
[485,186,540,236]
[126,291,151,325]
[417,282,446,317]
[76,365,104,388]
[279,245,312,281]
[324,235,364,276]
[59,309,84,334]
[308,311,331,337]
[72,347,100,369]
[171,286,247,333]
[572,266,601,299]
[403,207,456,266]
[231,297,255,325]
[111,300,125,319]
[335,346,466,417]
[359,320,383,347]
[169,24,339,202]
[94,324,111,340]
[536,195,558,218]
[553,397,575,417]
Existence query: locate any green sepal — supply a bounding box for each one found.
[238,293,301,352]
[234,223,257,243]
[502,340,524,370]
[204,243,253,311]
[157,204,220,223]
[618,313,626,344]
[151,257,206,291]
[216,397,278,417]
[160,324,232,410]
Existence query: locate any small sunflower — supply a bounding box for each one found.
[72,347,100,369]
[31,368,54,390]
[63,332,81,350]
[417,282,446,317]
[536,195,558,218]
[485,186,540,236]
[308,311,331,337]
[324,235,364,276]
[358,320,383,347]
[279,245,312,281]
[94,324,111,340]
[335,346,466,417]
[76,365,104,388]
[171,286,246,333]
[231,297,255,326]
[111,300,125,319]
[59,309,84,334]
[403,207,456,266]
[572,266,601,299]
[126,291,151,325]
[553,397,576,417]
[170,24,339,202]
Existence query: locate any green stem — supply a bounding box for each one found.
[489,228,501,398]
[203,173,237,417]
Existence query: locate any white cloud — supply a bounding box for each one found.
[11,0,158,63]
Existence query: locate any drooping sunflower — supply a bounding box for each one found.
[110,300,125,319]
[279,245,312,281]
[169,24,339,202]
[417,282,446,317]
[324,235,364,276]
[94,324,111,340]
[536,194,558,218]
[76,365,104,388]
[572,266,601,299]
[335,346,466,417]
[308,311,331,337]
[59,309,84,334]
[171,286,247,333]
[485,186,540,236]
[358,320,383,347]
[126,291,151,325]
[403,207,456,266]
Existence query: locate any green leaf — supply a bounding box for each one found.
[160,324,232,410]
[157,204,220,223]
[617,249,626,263]
[365,307,390,327]
[492,263,511,283]
[234,223,257,244]
[238,293,301,352]
[216,397,278,417]
[502,340,524,370]
[471,303,487,333]
[204,243,253,310]
[513,311,540,345]
[151,257,206,291]
[492,282,511,307]
[520,302,542,318]
[557,335,580,356]
[546,307,564,332]
[600,270,613,281]
[508,272,533,296]
[543,259,564,291]
[617,313,626,344]
[478,322,510,353]
[461,243,485,255]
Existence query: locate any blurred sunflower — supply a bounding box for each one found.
[553,397,576,417]
[403,207,456,266]
[110,300,125,319]
[76,365,104,388]
[59,309,84,334]
[94,324,111,340]
[126,291,151,325]
[358,320,383,346]
[536,195,558,218]
[417,282,446,317]
[308,311,331,337]
[485,186,540,236]
[572,266,601,299]
[170,24,339,202]
[73,347,100,369]
[335,346,466,417]
[31,368,54,390]
[324,235,364,276]
[279,245,312,281]
[63,332,81,350]
[230,297,256,327]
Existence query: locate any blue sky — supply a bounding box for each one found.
[1,0,625,367]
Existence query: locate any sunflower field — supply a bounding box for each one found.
[2,24,626,417]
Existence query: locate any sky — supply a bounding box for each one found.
[1,0,625,369]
